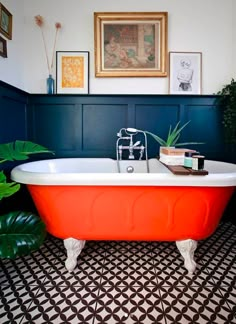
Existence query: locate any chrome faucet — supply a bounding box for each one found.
[116,128,149,172]
[116,129,143,160]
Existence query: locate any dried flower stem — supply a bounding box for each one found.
[50,24,61,72]
[34,15,61,75]
[40,28,51,74]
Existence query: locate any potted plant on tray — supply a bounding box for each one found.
[0,140,53,259]
[144,121,204,167]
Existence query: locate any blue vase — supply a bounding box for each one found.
[46,74,55,94]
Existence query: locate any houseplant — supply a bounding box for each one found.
[0,140,53,259]
[145,121,203,147]
[217,78,236,145]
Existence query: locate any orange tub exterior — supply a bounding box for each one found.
[27,184,234,242]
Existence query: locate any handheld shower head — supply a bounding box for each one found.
[126,128,138,133]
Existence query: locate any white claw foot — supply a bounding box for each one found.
[176,239,197,275]
[64,238,86,272]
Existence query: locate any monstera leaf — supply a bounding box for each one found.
[0,140,54,200]
[0,171,20,199]
[0,211,46,259]
[0,140,54,163]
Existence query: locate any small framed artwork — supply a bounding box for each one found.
[0,3,12,40]
[56,51,89,94]
[0,34,7,57]
[94,12,168,77]
[169,52,202,94]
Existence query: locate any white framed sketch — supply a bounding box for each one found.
[169,52,202,94]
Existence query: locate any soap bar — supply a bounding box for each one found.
[160,147,196,156]
[159,155,185,165]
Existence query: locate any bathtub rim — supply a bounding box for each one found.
[10,158,236,187]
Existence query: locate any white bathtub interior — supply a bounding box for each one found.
[11,158,236,187]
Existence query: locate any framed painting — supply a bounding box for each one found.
[56,51,89,94]
[94,12,168,77]
[169,52,202,94]
[0,34,7,57]
[0,3,12,40]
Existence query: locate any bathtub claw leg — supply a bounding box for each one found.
[64,238,86,272]
[176,239,197,275]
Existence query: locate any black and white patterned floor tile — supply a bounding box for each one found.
[94,286,165,324]
[159,285,235,324]
[0,222,236,324]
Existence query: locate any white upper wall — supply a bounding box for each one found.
[0,0,234,94]
[0,0,25,90]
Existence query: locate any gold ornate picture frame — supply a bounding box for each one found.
[94,12,168,77]
[0,3,12,40]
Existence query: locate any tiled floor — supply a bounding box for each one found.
[1,222,236,324]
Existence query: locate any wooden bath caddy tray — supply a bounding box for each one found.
[162,163,208,176]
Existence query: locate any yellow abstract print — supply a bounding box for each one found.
[62,56,84,88]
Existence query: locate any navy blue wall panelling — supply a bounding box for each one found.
[83,104,128,155]
[29,103,80,152]
[27,94,223,160]
[0,81,224,161]
[0,81,28,143]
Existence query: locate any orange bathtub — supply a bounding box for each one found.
[11,158,236,274]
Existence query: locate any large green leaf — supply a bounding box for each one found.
[0,182,20,199]
[0,211,46,259]
[0,140,54,163]
[0,170,6,183]
[0,141,54,200]
[0,170,20,200]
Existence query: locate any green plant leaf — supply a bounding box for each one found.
[0,170,6,183]
[169,134,180,146]
[0,170,21,200]
[145,121,204,147]
[0,141,54,163]
[144,131,167,146]
[0,211,46,259]
[0,182,20,199]
[175,142,205,147]
[167,121,190,146]
[217,78,236,144]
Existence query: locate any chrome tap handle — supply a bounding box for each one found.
[133,141,141,147]
[139,146,145,160]
[128,141,141,159]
